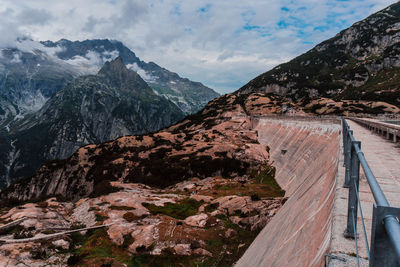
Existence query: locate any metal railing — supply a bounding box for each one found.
[342,118,400,266]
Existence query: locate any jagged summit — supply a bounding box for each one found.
[42,39,220,114]
[98,56,149,91]
[99,56,126,73]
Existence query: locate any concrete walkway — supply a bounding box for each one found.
[329,120,400,266]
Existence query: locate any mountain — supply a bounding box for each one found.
[239,2,400,115]
[0,46,79,127]
[42,39,220,114]
[0,38,219,187]
[0,91,285,204]
[0,57,184,188]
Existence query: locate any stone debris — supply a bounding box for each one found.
[0,177,285,266]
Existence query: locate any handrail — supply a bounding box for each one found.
[342,118,400,266]
[344,119,389,206]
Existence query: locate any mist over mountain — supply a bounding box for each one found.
[42,39,219,114]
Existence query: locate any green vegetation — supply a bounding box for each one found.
[90,180,119,198]
[254,165,285,197]
[109,205,135,210]
[142,198,202,220]
[123,212,140,222]
[149,84,179,96]
[68,228,133,266]
[95,214,109,222]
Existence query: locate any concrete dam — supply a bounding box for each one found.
[236,116,400,267]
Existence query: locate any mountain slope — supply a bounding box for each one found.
[0,47,80,126]
[239,2,400,110]
[42,39,220,114]
[0,92,283,204]
[0,57,184,187]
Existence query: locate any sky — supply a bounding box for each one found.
[0,0,397,94]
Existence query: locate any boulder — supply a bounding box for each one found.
[225,229,238,238]
[52,239,70,250]
[184,213,208,228]
[193,248,212,257]
[174,244,191,255]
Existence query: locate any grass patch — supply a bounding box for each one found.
[142,198,202,220]
[122,234,134,249]
[123,212,140,222]
[255,165,285,197]
[95,214,109,222]
[110,205,135,211]
[69,229,133,266]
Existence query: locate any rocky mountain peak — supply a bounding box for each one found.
[99,56,126,74]
[98,56,151,94]
[41,38,219,114]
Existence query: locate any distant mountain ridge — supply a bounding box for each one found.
[42,39,219,114]
[239,2,400,111]
[0,38,218,188]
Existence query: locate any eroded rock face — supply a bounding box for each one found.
[0,178,285,267]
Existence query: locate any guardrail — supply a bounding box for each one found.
[351,117,400,142]
[342,118,400,266]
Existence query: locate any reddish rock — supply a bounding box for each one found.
[184,213,208,228]
[225,229,237,238]
[174,244,191,255]
[193,248,212,257]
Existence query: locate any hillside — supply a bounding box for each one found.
[239,2,400,114]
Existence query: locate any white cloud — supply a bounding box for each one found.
[0,0,397,93]
[15,39,62,56]
[127,63,157,82]
[64,49,120,74]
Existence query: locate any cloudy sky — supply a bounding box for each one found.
[0,0,397,93]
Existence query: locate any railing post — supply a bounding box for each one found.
[343,121,348,166]
[344,141,361,239]
[370,205,400,266]
[344,130,353,188]
[342,118,347,156]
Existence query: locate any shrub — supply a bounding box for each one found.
[123,212,138,222]
[142,198,202,220]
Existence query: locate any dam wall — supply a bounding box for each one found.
[236,117,341,267]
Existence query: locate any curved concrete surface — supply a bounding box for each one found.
[236,117,340,267]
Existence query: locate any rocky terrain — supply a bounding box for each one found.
[239,2,400,113]
[0,173,285,266]
[0,91,290,266]
[0,92,291,204]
